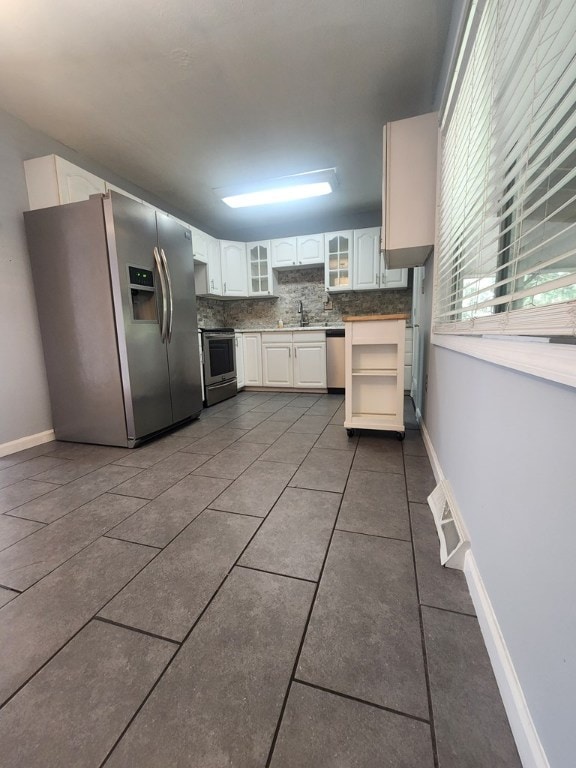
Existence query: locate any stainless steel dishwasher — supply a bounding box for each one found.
[326,328,345,393]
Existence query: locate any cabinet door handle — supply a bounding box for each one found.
[376,273,379,286]
[210,279,214,289]
[224,282,227,293]
[288,347,291,358]
[294,346,297,357]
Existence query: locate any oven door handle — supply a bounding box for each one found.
[208,379,236,390]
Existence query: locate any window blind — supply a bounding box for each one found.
[434,0,576,336]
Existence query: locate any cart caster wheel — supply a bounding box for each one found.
[396,431,405,442]
[346,429,355,437]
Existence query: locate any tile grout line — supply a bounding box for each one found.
[0,531,168,714]
[2,511,52,524]
[263,428,359,768]
[0,582,21,594]
[205,507,267,520]
[0,396,343,756]
[0,521,48,555]
[0,523,145,598]
[420,603,477,619]
[402,418,440,768]
[293,678,431,725]
[98,480,274,768]
[236,564,317,585]
[102,535,162,550]
[93,615,181,646]
[0,479,61,516]
[334,527,412,543]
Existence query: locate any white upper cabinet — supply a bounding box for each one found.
[191,227,209,264]
[220,241,248,296]
[207,236,222,295]
[247,241,274,296]
[296,233,324,266]
[382,266,408,289]
[353,228,408,290]
[383,112,438,268]
[24,155,106,209]
[194,234,222,296]
[272,234,324,268]
[271,237,298,268]
[325,231,353,292]
[353,228,381,290]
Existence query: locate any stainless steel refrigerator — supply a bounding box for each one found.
[24,191,203,447]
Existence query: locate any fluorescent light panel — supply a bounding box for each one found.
[219,168,337,208]
[223,181,332,208]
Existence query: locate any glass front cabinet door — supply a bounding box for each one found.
[247,240,273,296]
[325,231,353,291]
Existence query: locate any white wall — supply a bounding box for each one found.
[0,111,52,443]
[423,296,576,765]
[0,107,201,447]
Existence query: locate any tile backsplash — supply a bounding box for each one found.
[195,297,226,328]
[196,267,412,329]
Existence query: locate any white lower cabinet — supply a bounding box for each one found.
[262,336,293,387]
[293,339,327,387]
[261,331,326,389]
[243,333,262,386]
[235,333,245,389]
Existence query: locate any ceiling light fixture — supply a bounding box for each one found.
[218,168,337,209]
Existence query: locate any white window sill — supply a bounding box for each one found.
[432,334,576,389]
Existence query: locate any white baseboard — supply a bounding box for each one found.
[0,429,55,458]
[420,420,549,768]
[464,552,550,768]
[420,420,443,484]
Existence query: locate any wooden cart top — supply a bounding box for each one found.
[342,313,410,322]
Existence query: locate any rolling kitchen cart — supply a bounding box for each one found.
[344,315,407,440]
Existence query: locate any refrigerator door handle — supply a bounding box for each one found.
[153,246,168,342]
[160,248,174,343]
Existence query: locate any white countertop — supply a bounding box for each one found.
[234,325,344,332]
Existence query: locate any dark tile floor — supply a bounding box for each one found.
[0,392,522,767]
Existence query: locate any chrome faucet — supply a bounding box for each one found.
[297,300,308,327]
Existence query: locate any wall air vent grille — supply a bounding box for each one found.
[427,481,469,570]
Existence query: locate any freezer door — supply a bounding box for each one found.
[156,212,203,422]
[105,193,173,439]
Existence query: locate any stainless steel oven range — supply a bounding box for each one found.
[200,328,237,407]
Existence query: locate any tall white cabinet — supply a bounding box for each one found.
[235,333,245,389]
[243,333,263,386]
[344,316,407,438]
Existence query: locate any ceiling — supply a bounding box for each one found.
[0,0,454,240]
